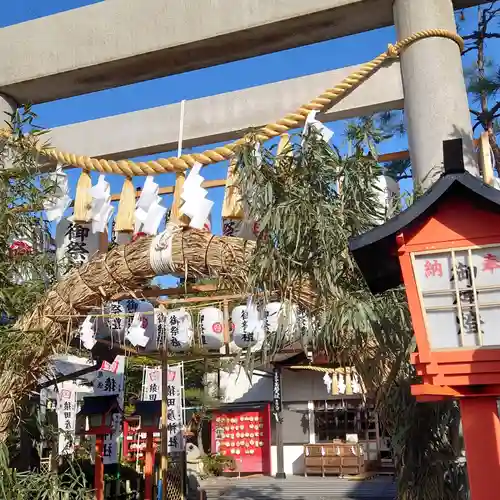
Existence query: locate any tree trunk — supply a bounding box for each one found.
[476,6,500,176]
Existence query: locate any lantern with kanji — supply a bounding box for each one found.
[104,299,155,347]
[349,139,500,500]
[199,306,225,350]
[166,308,194,352]
[232,302,264,349]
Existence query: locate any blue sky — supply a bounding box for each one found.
[2,1,494,287]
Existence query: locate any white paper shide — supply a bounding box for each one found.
[89,175,114,234]
[135,176,168,235]
[180,162,214,230]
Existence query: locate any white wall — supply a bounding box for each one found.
[219,366,272,404]
[220,366,350,405]
[271,445,305,475]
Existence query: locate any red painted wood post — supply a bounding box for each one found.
[95,436,105,500]
[461,397,500,500]
[144,432,154,500]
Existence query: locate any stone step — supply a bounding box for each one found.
[196,477,396,499]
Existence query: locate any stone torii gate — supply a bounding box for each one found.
[0,0,489,186]
[0,0,492,495]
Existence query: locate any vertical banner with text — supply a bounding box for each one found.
[272,366,282,414]
[57,381,77,455]
[93,356,125,464]
[166,365,184,452]
[141,366,162,401]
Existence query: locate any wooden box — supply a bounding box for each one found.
[304,443,365,477]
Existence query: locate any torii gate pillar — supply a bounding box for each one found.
[0,94,15,155]
[394,0,478,188]
[0,94,15,121]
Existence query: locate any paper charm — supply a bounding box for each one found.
[254,143,262,167]
[79,315,96,350]
[323,372,333,394]
[43,163,72,225]
[180,162,214,230]
[135,176,167,235]
[302,110,333,144]
[125,312,149,347]
[351,373,362,394]
[89,175,114,234]
[337,373,347,394]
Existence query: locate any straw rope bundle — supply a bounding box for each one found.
[0,228,252,438]
[19,227,257,333]
[0,226,318,439]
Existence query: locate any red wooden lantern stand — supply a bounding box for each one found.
[350,139,500,500]
[76,395,121,500]
[124,401,163,500]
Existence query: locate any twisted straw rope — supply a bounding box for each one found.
[289,365,337,373]
[0,29,463,177]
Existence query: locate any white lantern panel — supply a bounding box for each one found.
[104,300,155,348]
[167,309,194,352]
[373,175,400,224]
[222,219,260,241]
[199,307,224,350]
[155,309,168,349]
[471,245,500,347]
[135,301,156,351]
[412,247,500,350]
[104,301,127,339]
[232,303,264,348]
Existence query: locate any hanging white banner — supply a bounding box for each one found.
[93,356,125,464]
[142,366,162,401]
[57,381,77,455]
[166,365,184,452]
[55,218,101,275]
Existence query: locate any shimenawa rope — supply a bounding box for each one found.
[0,29,464,177]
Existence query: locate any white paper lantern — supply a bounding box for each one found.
[232,303,264,349]
[132,301,156,351]
[55,218,101,276]
[155,308,168,349]
[104,300,155,349]
[166,308,194,352]
[199,307,224,350]
[263,302,297,341]
[296,309,312,342]
[104,301,127,339]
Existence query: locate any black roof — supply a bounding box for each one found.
[349,139,500,294]
[215,401,270,412]
[132,400,161,417]
[78,395,120,416]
